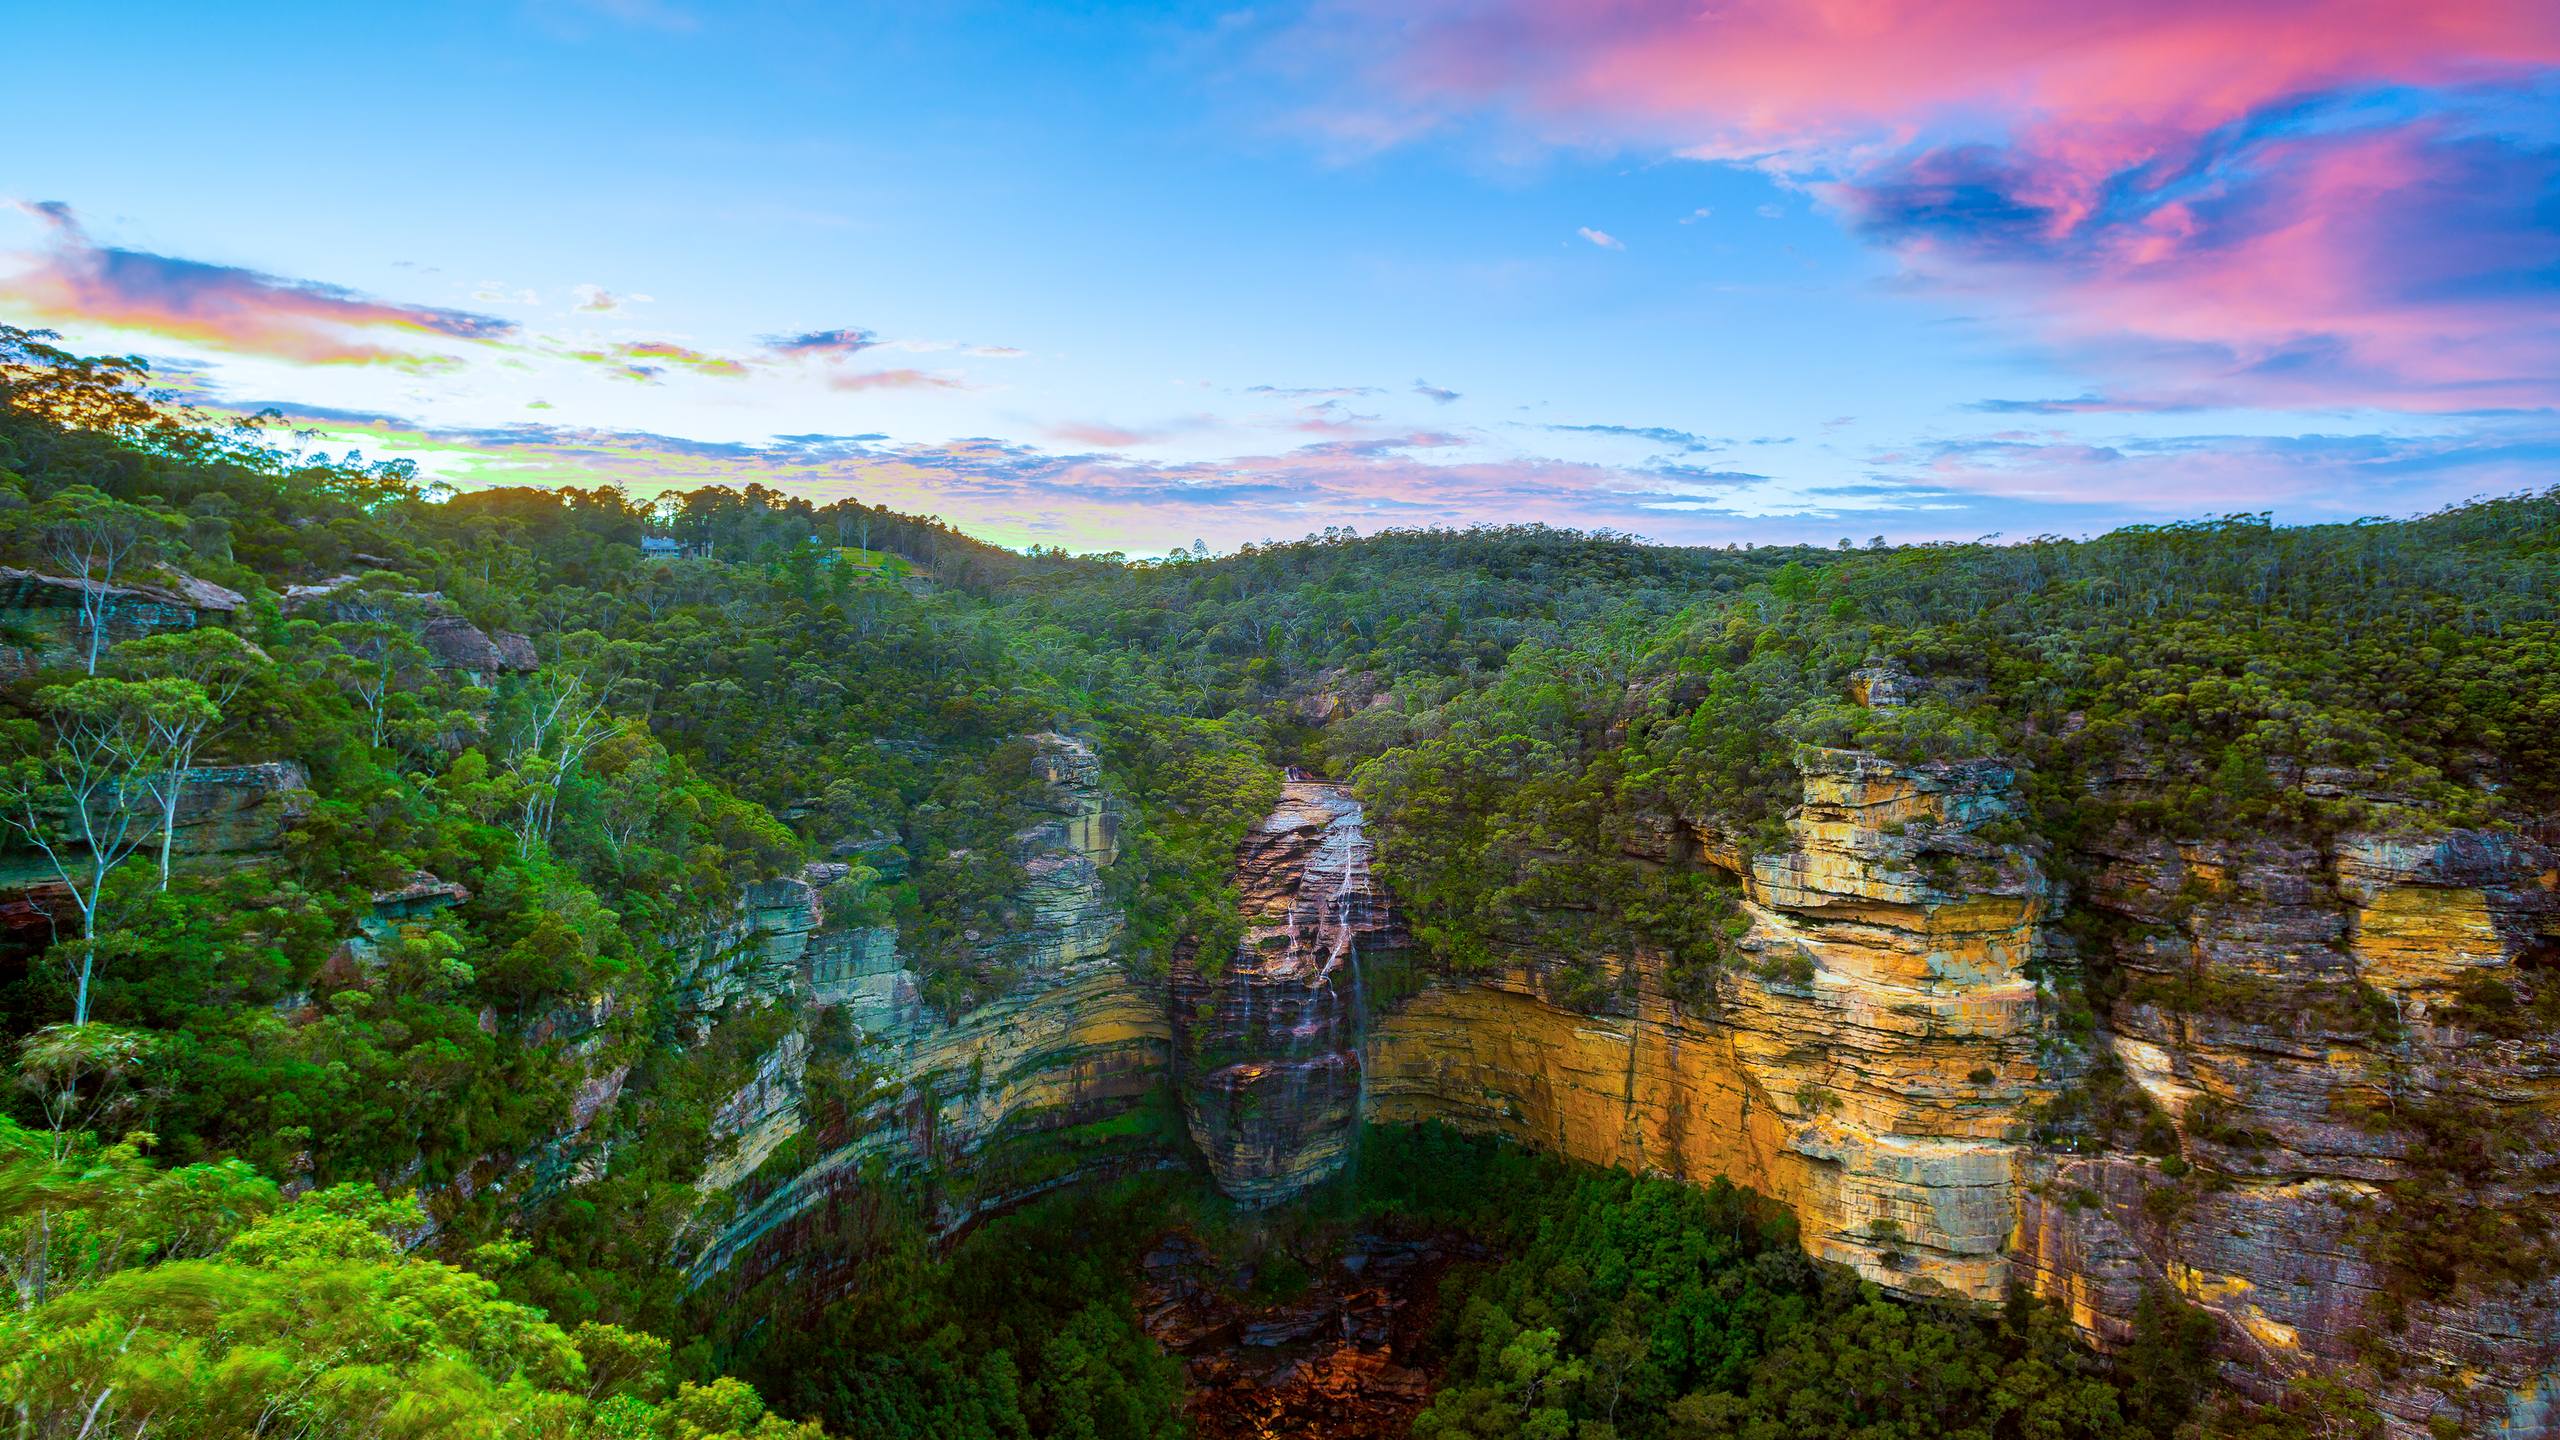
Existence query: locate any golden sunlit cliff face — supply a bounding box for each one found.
[1368,747,2047,1299]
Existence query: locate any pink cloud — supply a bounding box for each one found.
[1303,1,2560,408]
[613,339,747,377]
[1,201,514,366]
[826,367,967,392]
[1047,420,1162,448]
[1326,1,2558,163]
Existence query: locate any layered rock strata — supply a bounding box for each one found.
[0,564,245,678]
[2009,825,2560,1435]
[676,733,1176,1295]
[1349,742,2558,1437]
[1367,747,2046,1296]
[0,759,310,939]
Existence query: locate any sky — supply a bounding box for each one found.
[4,0,2557,555]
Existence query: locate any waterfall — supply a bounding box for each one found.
[1185,779,1383,1204]
[1334,800,1370,1179]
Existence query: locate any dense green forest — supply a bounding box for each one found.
[3,327,2547,1438]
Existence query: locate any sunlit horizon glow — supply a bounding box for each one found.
[5,2,2554,555]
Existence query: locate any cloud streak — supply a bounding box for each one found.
[764,327,881,357]
[1,201,517,366]
[238,397,2560,558]
[1867,420,2560,514]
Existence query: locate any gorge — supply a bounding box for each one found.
[651,724,2554,1437]
[3,336,2556,1440]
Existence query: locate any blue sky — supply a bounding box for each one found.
[6,0,2556,553]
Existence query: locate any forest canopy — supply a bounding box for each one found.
[0,328,2543,1440]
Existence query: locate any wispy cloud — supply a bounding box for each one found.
[761,327,980,389]
[1546,422,1717,452]
[1046,420,1164,448]
[766,327,882,357]
[1576,226,1624,250]
[610,339,747,377]
[572,283,647,313]
[1246,383,1381,400]
[825,367,968,392]
[1966,395,2210,416]
[1869,421,2560,513]
[1412,377,1461,404]
[1,201,515,366]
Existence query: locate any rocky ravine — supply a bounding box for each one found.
[645,730,2554,1433]
[30,684,2552,1432]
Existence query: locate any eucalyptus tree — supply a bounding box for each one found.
[108,627,269,888]
[1,677,211,1023]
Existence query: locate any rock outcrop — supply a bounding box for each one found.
[0,564,245,677]
[281,574,536,677]
[0,760,310,939]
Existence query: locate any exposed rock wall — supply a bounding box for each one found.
[674,733,1177,1296]
[0,760,310,939]
[0,564,245,679]
[2009,825,2560,1435]
[1353,745,2559,1437]
[1369,747,2047,1297]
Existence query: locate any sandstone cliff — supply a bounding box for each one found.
[1347,744,2559,1438]
[669,732,1177,1298]
[1368,746,2046,1299]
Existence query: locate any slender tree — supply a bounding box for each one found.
[111,627,269,887]
[506,637,626,858]
[1,678,208,1023]
[11,485,185,675]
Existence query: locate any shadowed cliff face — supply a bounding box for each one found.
[1176,782,1402,1205]
[669,732,1177,1300]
